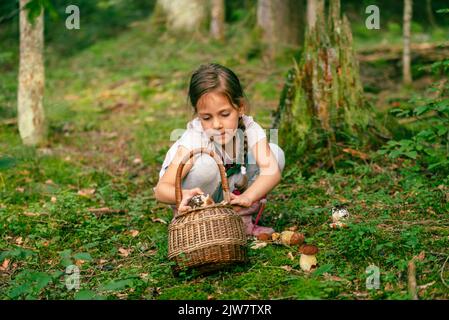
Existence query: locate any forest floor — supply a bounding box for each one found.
[1,21,448,299]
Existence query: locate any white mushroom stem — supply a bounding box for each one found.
[300,254,317,272]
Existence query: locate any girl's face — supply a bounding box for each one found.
[196,92,242,146]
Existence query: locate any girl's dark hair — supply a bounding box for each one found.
[188,63,247,112]
[188,63,249,191]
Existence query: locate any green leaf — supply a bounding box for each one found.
[414,105,430,116]
[313,263,334,276]
[24,0,43,25]
[0,156,16,170]
[404,151,418,159]
[8,283,32,299]
[75,289,104,300]
[100,278,134,291]
[428,160,449,170]
[0,248,36,261]
[436,125,448,137]
[73,252,93,261]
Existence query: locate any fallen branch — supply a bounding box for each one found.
[440,255,449,289]
[358,41,449,62]
[0,118,17,126]
[88,207,128,216]
[408,259,418,300]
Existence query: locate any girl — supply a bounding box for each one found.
[153,63,285,236]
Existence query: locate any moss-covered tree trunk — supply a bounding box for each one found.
[272,0,391,168]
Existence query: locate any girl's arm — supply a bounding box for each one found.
[238,138,281,204]
[154,146,202,208]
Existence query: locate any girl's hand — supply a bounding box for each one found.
[178,188,204,212]
[229,192,252,208]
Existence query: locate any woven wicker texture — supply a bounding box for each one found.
[168,148,247,273]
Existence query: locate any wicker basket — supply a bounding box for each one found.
[168,148,247,274]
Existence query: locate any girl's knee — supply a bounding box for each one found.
[182,154,220,189]
[269,143,285,172]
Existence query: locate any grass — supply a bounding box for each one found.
[1,18,448,300]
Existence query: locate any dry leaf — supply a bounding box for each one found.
[415,251,425,261]
[16,187,25,193]
[0,259,10,271]
[250,241,268,250]
[132,158,142,165]
[143,249,157,257]
[151,218,167,224]
[323,273,344,282]
[280,265,292,272]
[116,293,128,299]
[77,188,96,197]
[342,148,369,160]
[329,221,348,229]
[287,226,298,232]
[75,260,85,267]
[418,281,435,290]
[23,212,40,217]
[51,196,57,203]
[287,252,295,261]
[118,247,132,257]
[15,237,23,245]
[45,179,55,185]
[384,283,394,291]
[129,230,139,237]
[99,259,108,264]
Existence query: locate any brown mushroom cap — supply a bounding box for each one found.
[299,244,318,255]
[257,233,272,242]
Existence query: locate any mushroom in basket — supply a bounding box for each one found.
[187,194,215,209]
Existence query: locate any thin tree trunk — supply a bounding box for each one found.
[403,0,413,85]
[210,0,225,41]
[426,0,437,28]
[307,0,324,31]
[257,0,304,58]
[156,0,207,32]
[18,0,46,146]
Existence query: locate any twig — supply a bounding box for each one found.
[440,255,449,289]
[88,207,128,217]
[0,119,17,126]
[407,259,418,300]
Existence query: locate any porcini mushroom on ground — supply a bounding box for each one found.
[299,244,318,272]
[280,231,305,246]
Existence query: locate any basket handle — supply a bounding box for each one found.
[175,147,231,210]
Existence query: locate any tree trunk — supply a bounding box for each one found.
[257,0,304,57]
[403,0,413,85]
[18,0,46,146]
[210,0,225,41]
[426,0,437,28]
[272,0,391,169]
[156,0,207,32]
[307,0,324,31]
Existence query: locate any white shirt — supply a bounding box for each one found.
[158,114,266,178]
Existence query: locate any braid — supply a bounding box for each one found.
[234,116,248,192]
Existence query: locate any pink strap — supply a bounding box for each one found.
[253,196,267,228]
